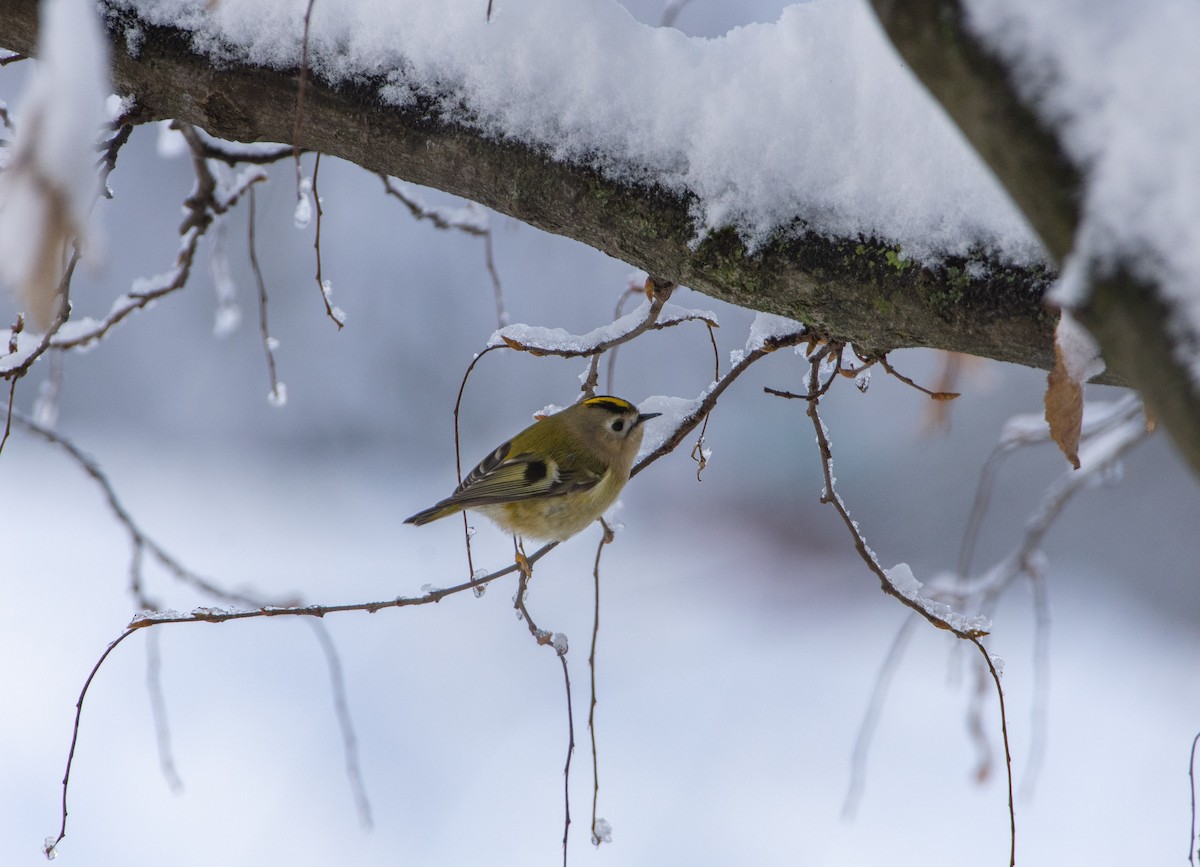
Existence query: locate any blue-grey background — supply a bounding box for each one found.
[2,3,1199,865]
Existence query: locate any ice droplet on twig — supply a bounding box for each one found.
[592,818,613,845]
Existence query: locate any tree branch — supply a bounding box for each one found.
[868,0,1200,476]
[1,0,1063,376]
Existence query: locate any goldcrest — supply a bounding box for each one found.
[405,396,660,542]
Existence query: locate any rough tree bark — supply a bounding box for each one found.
[4,0,1199,474]
[868,0,1200,476]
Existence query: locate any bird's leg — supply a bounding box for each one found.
[514,535,532,581]
[512,536,552,644]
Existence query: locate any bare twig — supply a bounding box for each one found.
[557,653,575,867]
[787,352,1012,861]
[294,0,318,190]
[0,377,17,457]
[972,641,1016,867]
[659,0,696,28]
[192,135,295,166]
[873,353,961,401]
[378,174,489,235]
[452,345,504,580]
[248,186,286,406]
[1190,730,1200,866]
[144,630,184,793]
[483,229,508,328]
[798,356,986,638]
[15,413,383,840]
[589,519,614,845]
[45,628,141,859]
[42,128,266,352]
[1019,568,1051,799]
[842,614,918,818]
[604,278,646,394]
[11,412,293,608]
[493,277,683,359]
[1,251,77,380]
[634,327,810,478]
[97,123,135,199]
[512,556,574,866]
[307,620,373,828]
[689,322,721,480]
[307,154,345,328]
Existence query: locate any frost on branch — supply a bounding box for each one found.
[884,563,991,637]
[0,0,109,329]
[488,299,716,356]
[745,312,806,353]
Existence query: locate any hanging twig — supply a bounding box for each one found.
[589,519,614,846]
[248,186,286,406]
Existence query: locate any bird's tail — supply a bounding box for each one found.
[403,500,462,526]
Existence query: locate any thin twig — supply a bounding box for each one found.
[512,555,574,866]
[0,375,17,457]
[557,653,575,867]
[842,614,918,819]
[659,0,696,28]
[248,186,286,406]
[378,175,489,235]
[494,278,680,360]
[194,138,296,167]
[971,641,1016,867]
[1190,731,1200,866]
[689,322,721,480]
[97,123,135,199]
[144,630,184,793]
[12,412,292,608]
[633,327,810,478]
[1,251,77,380]
[46,628,141,859]
[1020,568,1051,800]
[453,345,503,581]
[15,412,384,833]
[797,357,986,638]
[604,278,649,394]
[307,620,374,828]
[788,353,1012,860]
[294,0,318,189]
[483,229,509,328]
[589,519,614,845]
[39,130,265,353]
[874,353,960,401]
[309,154,344,328]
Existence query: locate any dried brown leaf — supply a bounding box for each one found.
[1045,345,1083,469]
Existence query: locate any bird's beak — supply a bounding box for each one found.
[635,412,661,427]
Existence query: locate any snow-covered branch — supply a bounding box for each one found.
[0,0,1063,379]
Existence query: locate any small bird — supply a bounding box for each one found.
[405,396,661,542]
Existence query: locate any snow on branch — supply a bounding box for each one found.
[488,279,717,358]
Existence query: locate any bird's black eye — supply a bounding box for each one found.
[611,419,625,432]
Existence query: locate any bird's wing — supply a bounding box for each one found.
[447,444,604,508]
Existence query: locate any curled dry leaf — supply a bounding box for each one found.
[1045,345,1083,469]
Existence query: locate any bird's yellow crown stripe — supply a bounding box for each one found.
[583,396,635,412]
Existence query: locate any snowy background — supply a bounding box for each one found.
[3,1,1200,865]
